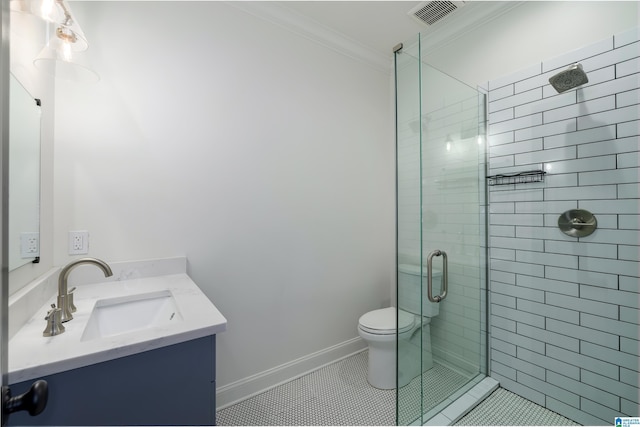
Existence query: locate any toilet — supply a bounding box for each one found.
[357,264,441,389]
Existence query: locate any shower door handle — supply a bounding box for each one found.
[427,250,448,303]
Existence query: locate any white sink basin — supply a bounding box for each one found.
[81,290,183,341]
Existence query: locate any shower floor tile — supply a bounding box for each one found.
[216,350,471,426]
[454,387,580,426]
[398,362,471,425]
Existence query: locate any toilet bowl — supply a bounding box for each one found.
[358,264,441,389]
[357,307,415,389]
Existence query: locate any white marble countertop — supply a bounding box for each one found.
[8,273,227,384]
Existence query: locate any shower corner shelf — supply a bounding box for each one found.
[487,170,546,186]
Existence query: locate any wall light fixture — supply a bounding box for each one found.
[11,0,99,82]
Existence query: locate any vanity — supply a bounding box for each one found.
[7,257,227,426]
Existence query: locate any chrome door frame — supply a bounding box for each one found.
[1,0,11,424]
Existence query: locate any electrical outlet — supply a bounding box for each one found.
[68,231,89,255]
[20,232,40,258]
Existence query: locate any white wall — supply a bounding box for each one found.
[53,1,394,392]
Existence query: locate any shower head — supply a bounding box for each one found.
[549,63,589,93]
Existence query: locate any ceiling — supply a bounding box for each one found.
[277,1,426,56]
[67,1,524,76]
[275,2,526,58]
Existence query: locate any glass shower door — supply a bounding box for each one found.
[395,34,487,425]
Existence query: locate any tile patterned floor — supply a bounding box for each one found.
[217,351,581,426]
[216,351,394,425]
[217,350,470,426]
[454,387,580,426]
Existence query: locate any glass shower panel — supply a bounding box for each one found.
[396,33,487,426]
[395,38,423,426]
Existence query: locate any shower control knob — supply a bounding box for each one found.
[1,380,48,426]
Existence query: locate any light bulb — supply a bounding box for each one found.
[61,41,72,62]
[39,0,57,21]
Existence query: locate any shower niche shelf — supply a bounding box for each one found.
[487,170,546,186]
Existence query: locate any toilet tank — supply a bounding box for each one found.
[398,263,441,317]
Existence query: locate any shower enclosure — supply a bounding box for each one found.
[394,35,488,425]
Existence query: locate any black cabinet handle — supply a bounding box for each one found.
[2,380,48,426]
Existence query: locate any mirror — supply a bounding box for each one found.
[9,73,41,271]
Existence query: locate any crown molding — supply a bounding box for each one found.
[226,1,526,75]
[406,1,527,55]
[225,1,393,74]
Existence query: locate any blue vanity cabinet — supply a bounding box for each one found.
[8,335,217,426]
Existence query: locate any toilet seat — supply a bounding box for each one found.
[358,307,414,335]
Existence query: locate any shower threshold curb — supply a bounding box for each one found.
[423,376,499,426]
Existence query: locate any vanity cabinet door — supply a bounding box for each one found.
[8,335,216,426]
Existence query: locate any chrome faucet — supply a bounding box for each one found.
[58,257,113,323]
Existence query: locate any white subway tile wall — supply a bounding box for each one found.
[487,27,639,425]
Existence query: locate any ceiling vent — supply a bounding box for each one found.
[408,1,466,26]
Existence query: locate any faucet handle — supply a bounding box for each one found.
[43,304,65,337]
[44,304,56,320]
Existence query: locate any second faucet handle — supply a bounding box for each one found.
[43,304,65,337]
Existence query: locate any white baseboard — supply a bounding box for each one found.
[216,337,367,409]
